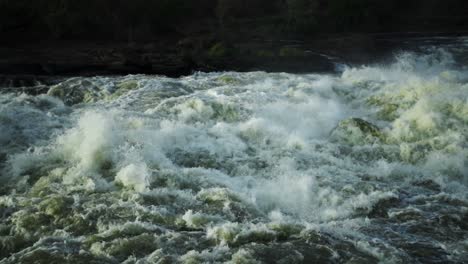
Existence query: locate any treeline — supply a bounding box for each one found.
[0,0,217,40]
[1,0,467,41]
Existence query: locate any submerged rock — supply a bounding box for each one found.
[330,118,384,145]
[47,78,107,105]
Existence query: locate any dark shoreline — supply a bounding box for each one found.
[1,31,468,89]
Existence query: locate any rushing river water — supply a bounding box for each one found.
[0,38,467,263]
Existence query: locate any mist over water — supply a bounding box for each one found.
[0,39,467,263]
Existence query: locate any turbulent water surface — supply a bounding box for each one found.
[1,38,468,263]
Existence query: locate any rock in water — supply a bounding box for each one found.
[47,78,106,105]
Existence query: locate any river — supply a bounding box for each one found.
[0,37,467,263]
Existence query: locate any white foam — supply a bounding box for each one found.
[115,163,150,192]
[1,46,468,262]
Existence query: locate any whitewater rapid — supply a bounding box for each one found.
[0,43,467,263]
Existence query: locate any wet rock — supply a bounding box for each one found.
[47,78,106,105]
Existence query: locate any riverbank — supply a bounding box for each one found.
[1,31,468,89]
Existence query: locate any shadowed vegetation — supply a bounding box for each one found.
[0,0,467,76]
[0,0,467,42]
